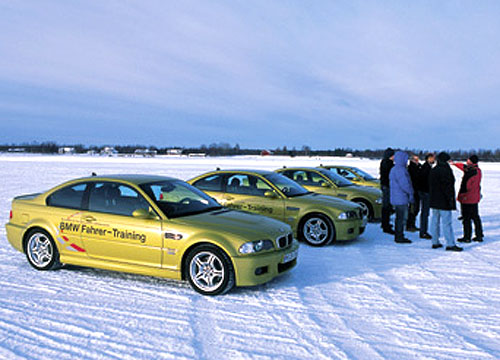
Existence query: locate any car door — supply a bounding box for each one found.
[81,181,163,268]
[45,182,88,255]
[221,173,285,222]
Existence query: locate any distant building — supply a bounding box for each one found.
[166,148,183,156]
[345,153,354,158]
[134,148,157,157]
[87,150,98,156]
[58,147,75,155]
[7,148,26,153]
[100,147,118,156]
[260,149,272,156]
[188,153,206,158]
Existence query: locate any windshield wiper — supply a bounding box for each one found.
[288,191,312,197]
[173,206,223,218]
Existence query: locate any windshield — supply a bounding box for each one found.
[140,180,222,218]
[351,167,377,181]
[319,169,354,187]
[263,173,310,197]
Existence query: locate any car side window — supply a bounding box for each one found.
[289,170,308,185]
[308,171,327,185]
[193,174,223,192]
[88,182,150,216]
[225,174,272,196]
[339,168,357,180]
[46,183,87,209]
[288,171,325,186]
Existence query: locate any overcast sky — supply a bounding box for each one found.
[1,1,499,149]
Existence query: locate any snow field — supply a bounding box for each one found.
[0,155,499,360]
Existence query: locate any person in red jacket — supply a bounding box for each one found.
[452,155,483,242]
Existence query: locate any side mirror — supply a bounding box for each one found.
[132,208,157,219]
[321,182,331,188]
[264,190,278,199]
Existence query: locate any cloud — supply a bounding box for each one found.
[1,0,500,148]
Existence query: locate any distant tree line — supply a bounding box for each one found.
[1,141,500,161]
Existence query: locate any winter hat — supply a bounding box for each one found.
[385,147,395,158]
[437,152,451,163]
[469,155,479,164]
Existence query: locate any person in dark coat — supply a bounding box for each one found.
[452,155,483,243]
[416,153,435,239]
[429,152,462,251]
[406,154,421,232]
[380,147,395,234]
[389,151,413,243]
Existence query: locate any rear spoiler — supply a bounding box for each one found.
[14,193,42,201]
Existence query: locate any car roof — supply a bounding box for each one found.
[278,166,324,172]
[321,165,347,168]
[72,174,177,185]
[211,169,275,176]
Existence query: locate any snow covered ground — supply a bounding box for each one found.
[0,154,499,360]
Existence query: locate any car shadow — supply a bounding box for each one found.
[48,210,499,297]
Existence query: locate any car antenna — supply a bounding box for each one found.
[91,172,97,176]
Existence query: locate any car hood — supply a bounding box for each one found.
[337,184,381,198]
[173,208,290,239]
[290,193,361,212]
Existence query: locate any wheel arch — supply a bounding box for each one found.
[22,221,59,254]
[351,197,373,219]
[180,241,235,281]
[298,211,336,243]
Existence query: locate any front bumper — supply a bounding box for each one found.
[232,241,299,287]
[372,203,382,219]
[335,218,365,241]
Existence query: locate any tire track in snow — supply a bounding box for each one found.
[361,247,499,359]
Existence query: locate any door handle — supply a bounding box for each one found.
[84,215,96,222]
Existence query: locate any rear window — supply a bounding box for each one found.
[46,183,87,209]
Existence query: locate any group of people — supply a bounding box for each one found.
[379,148,483,251]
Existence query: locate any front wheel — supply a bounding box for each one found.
[299,214,335,246]
[186,244,235,295]
[354,199,373,220]
[24,229,61,271]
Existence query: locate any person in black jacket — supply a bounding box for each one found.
[380,147,395,234]
[406,154,421,232]
[416,153,435,239]
[429,152,462,251]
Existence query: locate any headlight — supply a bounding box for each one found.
[338,211,358,219]
[338,212,348,220]
[375,197,383,204]
[239,240,274,254]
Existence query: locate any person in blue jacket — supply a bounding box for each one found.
[389,151,414,243]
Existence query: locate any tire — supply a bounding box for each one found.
[185,244,235,296]
[354,199,373,221]
[299,214,335,246]
[24,229,61,271]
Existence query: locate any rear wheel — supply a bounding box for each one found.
[185,244,235,295]
[299,214,335,246]
[24,229,61,271]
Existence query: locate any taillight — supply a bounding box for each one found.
[9,210,13,219]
